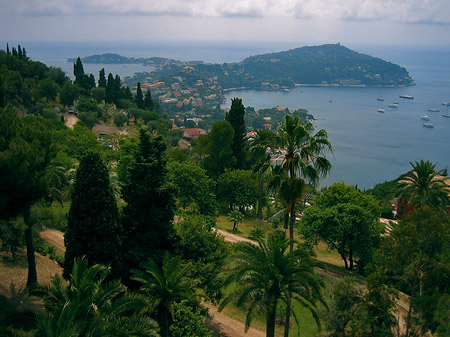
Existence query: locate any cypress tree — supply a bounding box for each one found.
[12,48,17,57]
[63,151,122,279]
[22,47,26,59]
[105,73,115,104]
[121,130,176,280]
[18,45,22,59]
[144,89,154,110]
[73,57,85,79]
[98,68,106,88]
[6,43,10,55]
[135,82,144,109]
[225,97,247,169]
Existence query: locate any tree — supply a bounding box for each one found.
[132,251,197,337]
[170,301,214,337]
[144,89,155,110]
[254,115,333,252]
[220,231,324,337]
[225,97,247,169]
[98,68,106,88]
[227,209,244,231]
[195,120,235,178]
[63,151,122,279]
[36,77,58,102]
[396,160,449,212]
[59,81,79,108]
[35,257,159,337]
[167,160,217,215]
[135,82,144,109]
[174,213,229,301]
[217,169,259,213]
[300,182,382,273]
[369,207,450,336]
[121,130,177,280]
[0,107,56,286]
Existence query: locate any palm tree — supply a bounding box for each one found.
[132,251,197,337]
[252,115,333,251]
[227,209,244,231]
[34,257,159,337]
[396,160,449,210]
[220,231,325,337]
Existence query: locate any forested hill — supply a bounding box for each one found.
[237,43,414,88]
[79,44,414,90]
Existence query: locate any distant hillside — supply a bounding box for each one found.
[237,44,414,88]
[77,44,415,89]
[68,53,171,67]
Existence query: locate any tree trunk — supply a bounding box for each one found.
[266,299,278,337]
[348,246,353,271]
[257,182,263,219]
[284,298,291,337]
[158,306,169,337]
[24,206,38,287]
[289,206,295,253]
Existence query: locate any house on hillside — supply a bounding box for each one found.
[182,128,206,141]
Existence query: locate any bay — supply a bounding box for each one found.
[224,45,450,189]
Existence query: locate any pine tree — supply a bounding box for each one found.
[63,151,122,279]
[225,98,247,169]
[98,68,106,88]
[135,82,144,109]
[121,130,176,280]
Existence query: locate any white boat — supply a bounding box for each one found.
[377,108,385,113]
[389,103,398,108]
[399,94,414,99]
[428,108,440,112]
[423,123,434,128]
[442,102,450,106]
[420,115,430,121]
[443,114,450,118]
[377,94,384,101]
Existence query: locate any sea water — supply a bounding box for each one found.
[12,40,450,189]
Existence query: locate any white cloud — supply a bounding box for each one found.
[6,0,450,24]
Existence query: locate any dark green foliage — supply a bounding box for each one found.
[144,89,155,110]
[113,111,128,127]
[35,77,58,102]
[121,130,177,278]
[300,182,382,273]
[36,258,159,337]
[132,251,197,337]
[98,68,106,88]
[63,151,122,279]
[220,231,325,337]
[135,82,144,109]
[325,277,396,337]
[167,160,217,215]
[57,123,100,160]
[225,97,247,169]
[194,120,235,178]
[170,301,214,337]
[369,207,450,335]
[217,169,259,213]
[0,106,55,220]
[0,218,25,257]
[59,81,79,108]
[175,214,229,301]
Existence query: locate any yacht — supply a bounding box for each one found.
[377,108,385,113]
[443,114,450,118]
[389,103,398,108]
[399,94,414,99]
[428,108,440,112]
[420,115,430,121]
[423,123,434,128]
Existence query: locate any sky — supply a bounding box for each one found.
[1,0,450,46]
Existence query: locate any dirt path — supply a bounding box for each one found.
[39,228,267,337]
[63,114,79,129]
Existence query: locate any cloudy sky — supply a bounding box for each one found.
[1,0,449,46]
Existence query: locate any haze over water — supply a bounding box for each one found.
[25,41,450,190]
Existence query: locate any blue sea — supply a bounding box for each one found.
[12,40,450,190]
